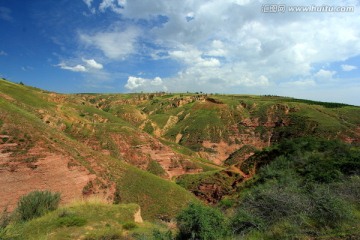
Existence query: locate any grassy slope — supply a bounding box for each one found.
[0,79,198,220]
[3,201,168,240]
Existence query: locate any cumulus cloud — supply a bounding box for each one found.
[80,26,139,60]
[57,58,103,72]
[314,69,336,80]
[121,0,358,92]
[341,64,357,71]
[82,58,103,70]
[168,46,221,68]
[58,63,87,72]
[77,0,360,96]
[125,76,167,91]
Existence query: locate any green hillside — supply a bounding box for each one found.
[0,79,198,221]
[1,78,360,239]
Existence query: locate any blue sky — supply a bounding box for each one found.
[0,0,359,105]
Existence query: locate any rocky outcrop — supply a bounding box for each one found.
[134,207,143,223]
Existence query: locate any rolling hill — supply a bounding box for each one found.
[1,78,360,238]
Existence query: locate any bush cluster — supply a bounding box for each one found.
[176,203,228,240]
[230,137,359,238]
[16,190,61,221]
[176,138,359,239]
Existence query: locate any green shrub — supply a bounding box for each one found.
[310,185,353,228]
[231,209,264,234]
[0,207,11,230]
[218,198,235,209]
[241,183,309,224]
[143,122,154,134]
[113,185,121,204]
[152,229,174,240]
[122,222,137,230]
[16,190,61,221]
[146,160,166,176]
[84,232,123,240]
[331,175,360,204]
[176,203,228,240]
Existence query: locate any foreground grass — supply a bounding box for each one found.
[2,200,169,240]
[117,165,200,220]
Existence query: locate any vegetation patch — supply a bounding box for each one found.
[224,145,258,166]
[230,137,360,239]
[122,222,137,230]
[176,202,229,240]
[117,165,199,220]
[16,190,61,222]
[176,170,242,203]
[143,121,154,134]
[146,160,166,177]
[56,213,87,227]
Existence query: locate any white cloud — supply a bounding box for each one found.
[125,76,167,91]
[341,64,357,71]
[83,0,96,13]
[58,63,87,72]
[198,58,220,68]
[125,76,145,90]
[206,40,227,57]
[99,0,126,13]
[83,0,93,8]
[0,7,13,22]
[0,50,7,56]
[75,0,360,99]
[168,46,221,68]
[314,69,336,80]
[151,77,163,86]
[119,0,358,93]
[80,26,139,60]
[186,12,195,22]
[82,58,103,70]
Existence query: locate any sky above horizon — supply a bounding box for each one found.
[0,0,359,105]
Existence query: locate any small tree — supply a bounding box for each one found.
[16,190,61,221]
[176,203,228,240]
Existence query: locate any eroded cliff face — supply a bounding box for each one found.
[0,135,115,211]
[110,132,201,179]
[142,100,302,166]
